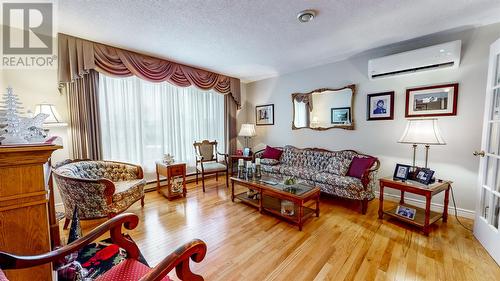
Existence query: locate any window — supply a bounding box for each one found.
[98,74,225,180]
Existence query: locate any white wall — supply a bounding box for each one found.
[243,23,500,217]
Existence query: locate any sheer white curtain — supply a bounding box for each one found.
[98,74,225,180]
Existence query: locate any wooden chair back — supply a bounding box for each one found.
[193,140,218,162]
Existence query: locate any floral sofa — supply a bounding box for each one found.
[254,145,380,214]
[53,160,146,228]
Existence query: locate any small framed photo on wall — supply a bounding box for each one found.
[255,104,274,125]
[367,91,394,121]
[405,83,458,117]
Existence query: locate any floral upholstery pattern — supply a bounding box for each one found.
[53,160,146,220]
[256,145,379,201]
[260,158,279,166]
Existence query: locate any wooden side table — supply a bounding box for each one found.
[229,155,253,176]
[378,177,451,235]
[156,162,187,200]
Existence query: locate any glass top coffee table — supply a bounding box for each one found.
[230,176,320,230]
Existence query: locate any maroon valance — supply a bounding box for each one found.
[58,33,241,106]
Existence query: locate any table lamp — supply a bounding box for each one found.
[238,123,256,156]
[398,118,446,169]
[34,103,68,127]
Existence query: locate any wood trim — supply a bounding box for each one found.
[366,91,395,121]
[405,83,459,117]
[0,191,47,202]
[0,199,48,212]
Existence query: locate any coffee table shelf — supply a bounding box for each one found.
[231,176,320,230]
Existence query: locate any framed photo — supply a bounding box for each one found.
[255,104,274,126]
[396,205,416,220]
[331,107,351,124]
[405,83,458,117]
[367,91,394,120]
[415,168,435,185]
[393,164,411,181]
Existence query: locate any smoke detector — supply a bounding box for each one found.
[297,10,316,23]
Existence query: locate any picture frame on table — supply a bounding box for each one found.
[396,205,416,220]
[256,104,274,126]
[367,91,394,121]
[405,83,458,117]
[414,168,435,185]
[331,107,351,124]
[393,163,411,181]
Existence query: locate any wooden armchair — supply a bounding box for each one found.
[0,213,207,281]
[193,140,229,191]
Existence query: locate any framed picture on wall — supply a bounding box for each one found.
[255,104,274,125]
[405,83,458,117]
[331,107,351,124]
[367,91,394,120]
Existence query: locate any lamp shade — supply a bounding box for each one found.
[34,103,68,127]
[398,119,446,145]
[238,123,256,137]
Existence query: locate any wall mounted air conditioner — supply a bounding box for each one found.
[368,40,461,80]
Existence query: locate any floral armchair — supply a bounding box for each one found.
[52,160,146,229]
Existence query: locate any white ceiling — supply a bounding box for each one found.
[59,0,500,83]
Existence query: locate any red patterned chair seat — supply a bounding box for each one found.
[96,259,171,281]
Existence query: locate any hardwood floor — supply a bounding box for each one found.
[63,177,500,281]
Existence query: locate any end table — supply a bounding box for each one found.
[156,162,187,200]
[378,177,451,235]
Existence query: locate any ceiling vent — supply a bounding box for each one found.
[368,40,461,80]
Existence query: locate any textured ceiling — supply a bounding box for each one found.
[59,0,500,82]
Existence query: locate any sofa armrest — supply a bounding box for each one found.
[0,213,139,270]
[138,239,207,281]
[361,159,380,189]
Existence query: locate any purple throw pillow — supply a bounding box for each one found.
[347,156,377,179]
[262,146,283,160]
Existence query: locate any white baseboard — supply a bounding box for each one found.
[375,191,475,219]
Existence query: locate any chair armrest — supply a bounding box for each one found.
[139,239,207,281]
[0,213,139,270]
[216,151,228,165]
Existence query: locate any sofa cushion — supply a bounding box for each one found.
[112,179,146,203]
[260,158,279,166]
[347,156,377,179]
[280,165,318,180]
[281,145,307,166]
[324,151,358,175]
[261,164,282,174]
[315,172,363,192]
[262,145,283,160]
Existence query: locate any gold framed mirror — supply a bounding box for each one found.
[292,84,355,130]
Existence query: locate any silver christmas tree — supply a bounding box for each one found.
[0,87,28,144]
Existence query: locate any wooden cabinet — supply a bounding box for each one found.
[0,145,62,281]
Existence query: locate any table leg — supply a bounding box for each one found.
[156,164,160,193]
[259,190,263,213]
[315,194,320,217]
[424,194,431,236]
[231,180,235,202]
[298,204,303,231]
[400,191,405,205]
[378,184,384,219]
[443,185,450,223]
